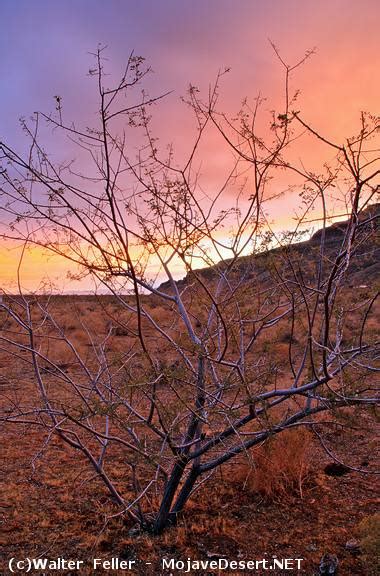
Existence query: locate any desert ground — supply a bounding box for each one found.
[0,287,378,575]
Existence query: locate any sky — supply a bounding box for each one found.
[0,0,379,291]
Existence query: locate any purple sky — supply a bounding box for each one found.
[2,0,379,142]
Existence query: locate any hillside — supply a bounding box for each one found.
[159,203,380,293]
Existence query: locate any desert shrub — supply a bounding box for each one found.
[43,339,77,366]
[114,325,130,337]
[235,428,312,501]
[357,513,380,575]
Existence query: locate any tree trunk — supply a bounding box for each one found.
[171,466,199,518]
[153,459,187,534]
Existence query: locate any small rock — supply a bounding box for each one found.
[324,462,350,477]
[345,538,360,553]
[205,551,222,559]
[319,553,339,575]
[127,524,141,537]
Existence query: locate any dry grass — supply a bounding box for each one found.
[357,513,380,575]
[234,428,313,501]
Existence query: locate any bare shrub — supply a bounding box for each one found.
[0,46,378,534]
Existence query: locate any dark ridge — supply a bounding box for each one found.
[158,202,380,292]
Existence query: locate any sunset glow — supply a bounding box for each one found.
[1,0,379,291]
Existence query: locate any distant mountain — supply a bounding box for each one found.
[158,203,380,292]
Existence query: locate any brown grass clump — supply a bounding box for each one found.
[357,513,380,575]
[235,428,313,501]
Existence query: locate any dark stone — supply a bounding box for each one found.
[319,553,339,575]
[345,538,361,554]
[324,462,351,477]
